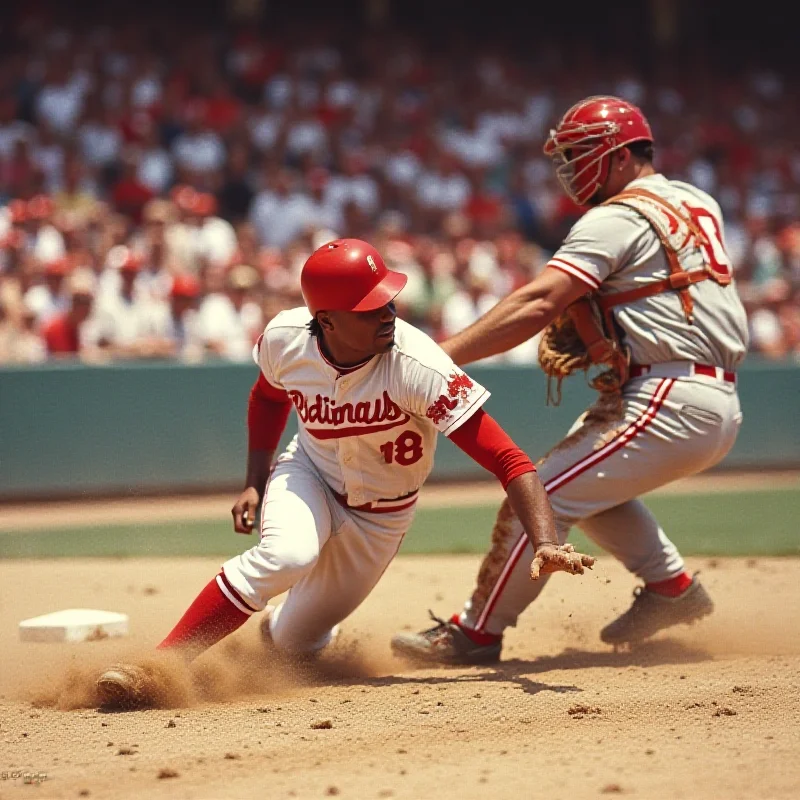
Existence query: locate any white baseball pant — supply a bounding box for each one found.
[222,446,411,653]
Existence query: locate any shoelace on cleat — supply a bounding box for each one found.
[420,610,457,644]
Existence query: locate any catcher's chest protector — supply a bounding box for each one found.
[540,187,733,402]
[598,187,732,322]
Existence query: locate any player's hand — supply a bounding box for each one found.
[232,487,260,534]
[530,543,595,580]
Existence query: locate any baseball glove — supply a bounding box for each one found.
[538,298,628,405]
[538,314,620,404]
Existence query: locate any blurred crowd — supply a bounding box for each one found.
[1,14,799,365]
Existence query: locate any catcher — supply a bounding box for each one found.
[392,95,748,664]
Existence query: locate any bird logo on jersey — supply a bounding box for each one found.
[425,372,475,425]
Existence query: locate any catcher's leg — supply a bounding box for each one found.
[393,377,739,662]
[580,500,713,644]
[391,497,565,664]
[391,392,620,663]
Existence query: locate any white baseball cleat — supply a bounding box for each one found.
[96,663,159,710]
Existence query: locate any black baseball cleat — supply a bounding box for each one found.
[391,610,502,665]
[600,577,714,646]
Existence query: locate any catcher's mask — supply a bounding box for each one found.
[543,95,653,206]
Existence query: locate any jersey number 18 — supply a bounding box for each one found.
[380,431,424,466]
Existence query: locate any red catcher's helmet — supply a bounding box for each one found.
[543,96,654,206]
[300,239,407,316]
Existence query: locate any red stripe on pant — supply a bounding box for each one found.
[474,378,675,632]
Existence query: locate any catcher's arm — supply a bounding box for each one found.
[441,268,588,366]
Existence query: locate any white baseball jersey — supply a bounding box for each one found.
[254,307,490,508]
[547,173,749,372]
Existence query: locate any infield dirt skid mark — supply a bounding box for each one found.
[18,623,400,712]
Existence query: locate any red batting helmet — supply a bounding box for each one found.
[543,96,654,206]
[300,239,407,316]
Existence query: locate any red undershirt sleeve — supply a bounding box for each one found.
[247,373,293,451]
[448,408,535,489]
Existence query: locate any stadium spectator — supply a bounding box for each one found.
[216,142,255,224]
[110,148,154,224]
[41,268,101,358]
[0,10,796,364]
[24,255,73,325]
[92,245,170,359]
[197,263,264,362]
[0,295,46,363]
[150,272,205,362]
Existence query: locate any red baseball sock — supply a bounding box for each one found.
[157,574,251,655]
[450,614,502,645]
[646,571,693,598]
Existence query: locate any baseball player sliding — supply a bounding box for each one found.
[96,238,594,708]
[392,96,749,664]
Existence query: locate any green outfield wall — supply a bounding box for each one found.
[1,359,798,500]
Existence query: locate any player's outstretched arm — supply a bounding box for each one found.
[504,472,595,579]
[448,409,594,580]
[441,268,588,366]
[231,374,293,534]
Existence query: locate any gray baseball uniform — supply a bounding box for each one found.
[459,173,749,635]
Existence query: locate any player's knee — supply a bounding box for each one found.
[270,625,334,655]
[268,603,337,654]
[257,537,319,576]
[536,487,580,529]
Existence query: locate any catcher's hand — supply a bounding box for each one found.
[530,543,595,580]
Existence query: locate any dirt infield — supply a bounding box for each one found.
[2,555,799,799]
